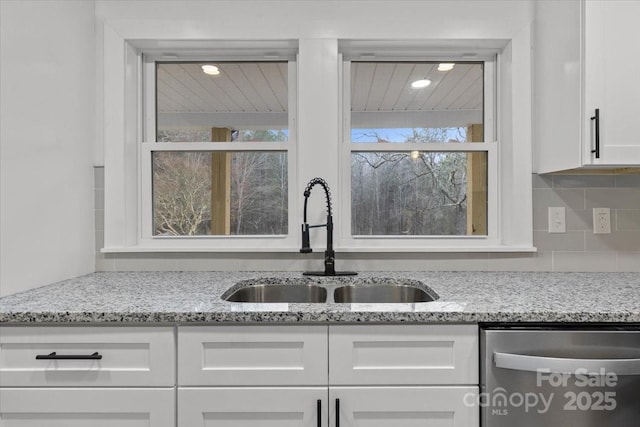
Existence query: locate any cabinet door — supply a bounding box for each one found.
[330,387,478,427]
[178,387,327,427]
[584,0,640,165]
[0,388,174,427]
[534,0,583,173]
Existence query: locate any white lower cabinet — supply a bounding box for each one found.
[0,326,176,427]
[176,386,478,427]
[178,387,326,427]
[0,326,175,387]
[329,324,478,385]
[1,324,479,426]
[177,324,479,427]
[0,388,175,427]
[178,325,327,386]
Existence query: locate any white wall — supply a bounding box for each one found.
[95,0,533,40]
[0,0,95,296]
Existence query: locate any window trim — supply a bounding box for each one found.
[139,56,296,248]
[101,37,301,252]
[331,38,534,252]
[140,55,298,250]
[101,29,534,253]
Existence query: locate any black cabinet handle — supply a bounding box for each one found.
[335,398,340,427]
[35,351,102,360]
[590,108,600,159]
[317,399,321,427]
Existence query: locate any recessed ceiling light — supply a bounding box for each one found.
[410,150,420,160]
[411,79,432,89]
[201,64,220,76]
[438,63,455,71]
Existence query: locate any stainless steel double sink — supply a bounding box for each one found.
[222,278,438,304]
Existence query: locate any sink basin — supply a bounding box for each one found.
[333,284,436,303]
[223,284,327,303]
[223,277,438,304]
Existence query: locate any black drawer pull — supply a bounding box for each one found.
[35,351,102,360]
[317,399,321,427]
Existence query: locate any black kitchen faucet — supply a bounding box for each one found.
[300,178,357,276]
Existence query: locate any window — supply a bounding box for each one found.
[340,56,497,249]
[103,37,533,253]
[139,56,297,248]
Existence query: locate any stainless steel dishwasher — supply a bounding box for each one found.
[481,326,640,427]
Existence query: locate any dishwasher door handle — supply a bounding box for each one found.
[494,352,640,375]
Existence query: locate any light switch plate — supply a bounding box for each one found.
[548,207,566,233]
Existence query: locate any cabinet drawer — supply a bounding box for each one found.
[0,326,175,386]
[329,324,478,385]
[0,388,175,427]
[178,325,328,386]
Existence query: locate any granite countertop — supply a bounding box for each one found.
[1,271,639,324]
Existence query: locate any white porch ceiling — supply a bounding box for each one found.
[157,62,288,115]
[157,61,483,129]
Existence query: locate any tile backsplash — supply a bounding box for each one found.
[531,173,640,271]
[94,167,640,272]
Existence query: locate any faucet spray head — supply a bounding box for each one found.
[300,223,312,253]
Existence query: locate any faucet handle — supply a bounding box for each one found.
[300,223,313,253]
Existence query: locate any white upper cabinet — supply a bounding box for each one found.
[583,0,640,166]
[535,0,640,172]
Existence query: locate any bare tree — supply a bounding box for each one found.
[153,129,288,236]
[351,127,469,235]
[153,152,211,235]
[231,152,288,235]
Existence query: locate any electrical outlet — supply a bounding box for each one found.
[593,208,611,234]
[548,207,566,233]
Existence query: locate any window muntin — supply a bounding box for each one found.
[344,59,493,240]
[142,58,295,241]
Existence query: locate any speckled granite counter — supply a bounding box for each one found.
[1,271,639,323]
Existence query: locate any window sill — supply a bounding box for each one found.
[101,245,537,254]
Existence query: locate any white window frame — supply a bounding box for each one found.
[339,55,499,250]
[102,32,533,253]
[102,37,301,252]
[329,38,534,252]
[138,54,298,250]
